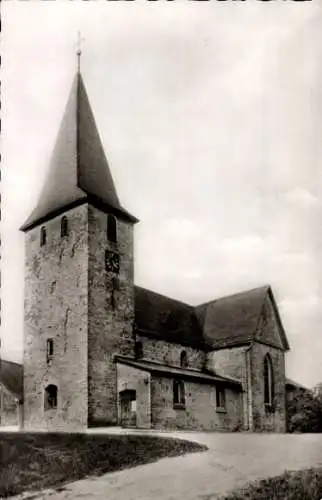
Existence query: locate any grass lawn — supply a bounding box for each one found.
[0,432,207,498]
[221,467,322,500]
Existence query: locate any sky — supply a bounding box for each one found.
[2,1,322,387]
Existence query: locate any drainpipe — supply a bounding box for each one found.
[0,385,2,426]
[0,338,2,426]
[245,343,253,431]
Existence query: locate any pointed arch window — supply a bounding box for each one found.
[40,226,47,247]
[180,350,188,368]
[173,380,185,408]
[134,341,143,360]
[107,215,117,243]
[44,384,57,410]
[61,216,68,238]
[264,353,274,408]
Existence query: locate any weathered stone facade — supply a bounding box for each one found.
[150,378,242,431]
[211,346,250,429]
[115,340,242,431]
[210,294,287,433]
[23,202,135,430]
[88,206,134,426]
[0,384,22,427]
[135,335,207,371]
[250,343,286,433]
[23,205,89,431]
[251,294,287,432]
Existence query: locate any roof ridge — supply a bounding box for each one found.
[196,284,270,309]
[134,285,194,309]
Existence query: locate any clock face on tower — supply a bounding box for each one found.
[105,249,120,274]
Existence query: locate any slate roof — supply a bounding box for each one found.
[195,286,268,350]
[196,285,289,351]
[0,359,23,401]
[135,285,289,352]
[134,286,207,350]
[21,72,137,231]
[115,355,242,389]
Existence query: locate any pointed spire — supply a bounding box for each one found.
[21,73,138,231]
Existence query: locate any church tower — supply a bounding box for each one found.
[21,70,138,430]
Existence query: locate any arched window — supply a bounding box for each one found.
[107,215,117,243]
[173,380,185,407]
[180,350,188,368]
[61,216,68,238]
[40,226,47,247]
[264,354,274,407]
[44,384,57,410]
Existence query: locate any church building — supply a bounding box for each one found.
[16,69,290,432]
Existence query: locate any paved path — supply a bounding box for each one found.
[11,430,322,500]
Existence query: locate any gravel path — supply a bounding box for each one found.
[9,430,322,500]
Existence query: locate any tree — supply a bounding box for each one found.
[287,387,322,433]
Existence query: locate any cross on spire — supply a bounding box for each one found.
[76,31,85,73]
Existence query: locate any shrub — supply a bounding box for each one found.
[287,388,322,433]
[221,467,322,500]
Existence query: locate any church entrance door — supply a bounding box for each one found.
[119,389,137,427]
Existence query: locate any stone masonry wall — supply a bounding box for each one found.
[256,295,284,349]
[23,205,88,431]
[250,342,286,432]
[0,385,21,427]
[135,334,206,370]
[210,347,249,430]
[151,377,242,431]
[87,206,135,426]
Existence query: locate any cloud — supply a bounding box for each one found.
[281,295,322,315]
[217,235,265,255]
[269,252,311,265]
[162,217,201,241]
[282,187,320,207]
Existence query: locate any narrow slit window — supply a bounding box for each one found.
[46,339,54,362]
[40,226,47,247]
[61,216,68,238]
[173,380,185,407]
[134,341,143,359]
[264,354,274,407]
[107,215,117,243]
[180,350,188,368]
[216,386,226,409]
